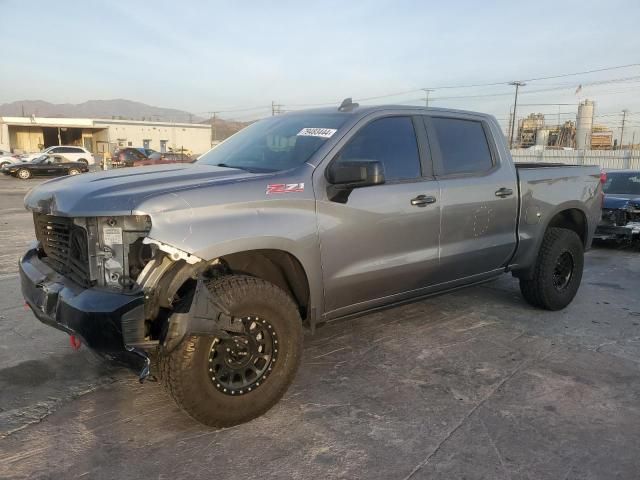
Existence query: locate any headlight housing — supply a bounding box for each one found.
[91,215,153,289]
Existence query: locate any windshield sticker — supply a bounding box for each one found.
[296,128,337,138]
[266,183,305,194]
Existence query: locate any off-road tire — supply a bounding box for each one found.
[519,227,584,310]
[158,275,303,427]
[17,168,31,180]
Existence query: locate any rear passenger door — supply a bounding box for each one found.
[316,114,441,318]
[424,114,518,282]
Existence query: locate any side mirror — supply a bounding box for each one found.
[326,160,385,189]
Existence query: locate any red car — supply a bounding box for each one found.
[132,152,194,167]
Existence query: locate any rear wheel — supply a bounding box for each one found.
[0,161,10,168]
[17,168,31,180]
[78,159,88,165]
[159,275,303,427]
[519,227,584,310]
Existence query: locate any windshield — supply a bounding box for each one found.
[603,172,640,195]
[197,113,349,173]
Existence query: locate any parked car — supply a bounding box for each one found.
[594,169,640,241]
[132,151,193,166]
[113,147,148,167]
[20,103,601,427]
[23,146,95,165]
[0,148,12,157]
[2,154,89,179]
[0,154,29,168]
[136,147,158,157]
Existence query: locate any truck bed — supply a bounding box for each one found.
[509,163,602,271]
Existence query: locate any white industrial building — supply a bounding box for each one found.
[0,116,212,157]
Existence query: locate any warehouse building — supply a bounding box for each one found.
[0,116,212,157]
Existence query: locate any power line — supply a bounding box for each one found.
[196,63,640,119]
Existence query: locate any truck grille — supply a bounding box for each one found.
[34,214,93,287]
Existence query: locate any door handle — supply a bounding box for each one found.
[495,187,514,198]
[411,195,437,207]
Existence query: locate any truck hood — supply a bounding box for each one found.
[24,164,266,216]
[603,194,640,210]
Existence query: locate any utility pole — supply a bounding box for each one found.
[208,111,219,146]
[421,88,434,107]
[619,109,628,150]
[271,101,283,116]
[508,81,526,149]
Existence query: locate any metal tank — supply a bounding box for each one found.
[535,128,550,146]
[576,100,594,150]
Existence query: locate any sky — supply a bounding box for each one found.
[2,0,640,141]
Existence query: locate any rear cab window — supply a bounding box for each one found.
[427,116,494,176]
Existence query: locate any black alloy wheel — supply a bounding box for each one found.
[552,251,574,291]
[208,316,278,395]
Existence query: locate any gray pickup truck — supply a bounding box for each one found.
[20,101,602,427]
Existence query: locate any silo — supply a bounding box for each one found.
[535,128,550,146]
[576,100,594,150]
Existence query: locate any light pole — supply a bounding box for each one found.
[508,81,526,149]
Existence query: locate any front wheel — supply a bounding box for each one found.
[159,275,303,427]
[68,168,81,176]
[519,227,584,310]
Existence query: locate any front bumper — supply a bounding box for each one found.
[594,223,640,241]
[19,247,147,371]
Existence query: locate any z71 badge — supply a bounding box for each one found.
[266,183,305,194]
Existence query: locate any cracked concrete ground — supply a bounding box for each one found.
[1,175,639,479]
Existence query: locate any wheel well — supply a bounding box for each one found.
[218,249,310,320]
[547,208,588,246]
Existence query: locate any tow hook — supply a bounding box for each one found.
[69,335,82,351]
[126,346,155,383]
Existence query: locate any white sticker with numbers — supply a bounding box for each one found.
[297,127,337,138]
[103,227,123,245]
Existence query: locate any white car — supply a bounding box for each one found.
[0,154,29,168]
[22,146,95,165]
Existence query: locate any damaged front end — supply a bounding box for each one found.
[595,202,640,241]
[20,212,231,381]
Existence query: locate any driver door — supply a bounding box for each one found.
[42,155,66,175]
[315,114,441,319]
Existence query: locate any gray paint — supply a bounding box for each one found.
[23,105,602,323]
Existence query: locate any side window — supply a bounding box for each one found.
[49,147,62,154]
[430,117,493,175]
[336,116,421,181]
